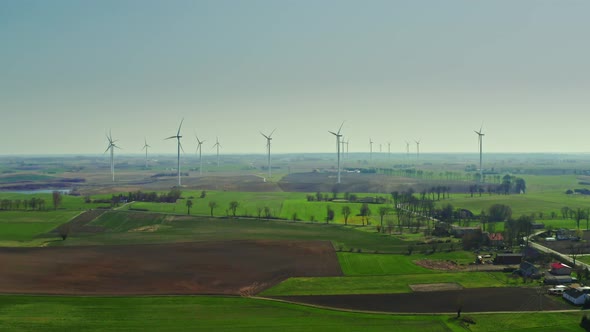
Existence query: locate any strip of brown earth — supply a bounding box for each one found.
[274,288,570,313]
[0,240,342,295]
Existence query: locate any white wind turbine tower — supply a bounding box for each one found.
[369,138,374,161]
[387,142,391,159]
[345,139,350,158]
[104,130,120,182]
[142,138,151,169]
[340,137,346,160]
[165,119,184,186]
[474,124,485,183]
[329,122,344,184]
[213,137,222,167]
[195,134,205,176]
[261,129,276,179]
[415,139,421,160]
[405,141,410,159]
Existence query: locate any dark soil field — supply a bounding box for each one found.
[279,172,473,193]
[274,287,570,313]
[540,232,590,255]
[0,240,342,295]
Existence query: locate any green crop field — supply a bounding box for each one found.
[53,210,420,253]
[441,191,590,220]
[122,190,392,225]
[0,295,584,332]
[260,272,519,296]
[0,210,79,246]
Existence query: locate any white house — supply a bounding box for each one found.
[564,288,589,305]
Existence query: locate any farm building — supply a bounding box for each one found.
[550,262,572,276]
[494,253,522,265]
[544,274,576,285]
[518,261,541,278]
[451,225,481,238]
[563,288,590,305]
[486,232,504,247]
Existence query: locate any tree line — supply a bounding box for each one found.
[0,191,63,211]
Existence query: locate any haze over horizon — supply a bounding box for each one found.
[2,1,589,155]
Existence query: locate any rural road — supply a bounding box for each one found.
[528,240,590,271]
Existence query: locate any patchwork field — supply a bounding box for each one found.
[0,240,341,295]
[273,287,569,313]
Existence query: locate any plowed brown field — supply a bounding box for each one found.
[0,240,342,295]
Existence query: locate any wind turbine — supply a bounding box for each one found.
[165,119,184,186]
[213,137,221,167]
[474,124,485,183]
[405,141,410,159]
[104,130,120,182]
[369,138,374,161]
[387,142,391,159]
[195,134,205,176]
[345,139,350,158]
[415,139,421,160]
[142,138,151,169]
[329,122,344,184]
[261,129,276,179]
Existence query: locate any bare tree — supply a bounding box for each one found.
[229,201,239,217]
[378,207,390,233]
[208,201,218,217]
[186,199,193,215]
[342,206,351,225]
[52,191,63,210]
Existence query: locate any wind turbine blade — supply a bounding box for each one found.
[165,136,176,140]
[261,132,270,139]
[328,131,337,136]
[269,128,276,137]
[104,146,111,154]
[337,121,344,135]
[177,118,184,136]
[179,142,185,153]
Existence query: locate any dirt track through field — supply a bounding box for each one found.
[0,240,342,295]
[274,288,570,313]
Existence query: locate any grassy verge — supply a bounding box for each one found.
[337,251,474,276]
[260,272,522,296]
[0,295,456,332]
[1,295,583,331]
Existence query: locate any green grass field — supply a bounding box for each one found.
[0,210,79,246]
[53,210,420,253]
[337,251,474,276]
[123,190,391,225]
[260,271,521,296]
[0,295,584,332]
[442,191,590,220]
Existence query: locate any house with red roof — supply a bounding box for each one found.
[487,232,504,247]
[550,262,572,276]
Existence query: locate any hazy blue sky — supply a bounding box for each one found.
[1,0,589,155]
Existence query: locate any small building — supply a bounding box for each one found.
[550,262,572,276]
[451,225,481,238]
[519,261,541,279]
[544,274,575,285]
[494,253,523,265]
[487,232,504,247]
[563,288,589,305]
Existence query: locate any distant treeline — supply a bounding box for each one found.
[0,197,47,210]
[151,173,189,178]
[85,189,183,205]
[566,188,590,196]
